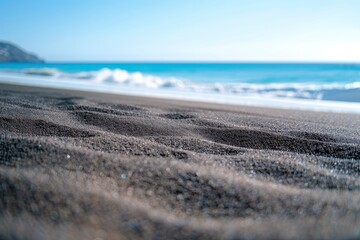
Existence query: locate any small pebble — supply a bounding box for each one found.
[120,173,127,179]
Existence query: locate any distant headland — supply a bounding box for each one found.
[0,41,44,63]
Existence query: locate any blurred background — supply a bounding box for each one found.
[1,0,360,112]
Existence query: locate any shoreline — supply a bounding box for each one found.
[1,82,359,239]
[2,81,360,118]
[1,77,360,114]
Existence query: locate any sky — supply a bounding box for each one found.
[1,0,360,62]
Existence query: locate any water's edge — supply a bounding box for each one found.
[1,63,360,114]
[1,77,360,114]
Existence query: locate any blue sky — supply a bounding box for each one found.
[1,0,360,62]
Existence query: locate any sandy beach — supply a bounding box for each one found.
[0,83,359,239]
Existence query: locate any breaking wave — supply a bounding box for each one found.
[21,68,185,89]
[2,67,360,102]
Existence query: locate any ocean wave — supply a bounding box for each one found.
[5,67,360,101]
[92,68,185,88]
[20,67,186,89]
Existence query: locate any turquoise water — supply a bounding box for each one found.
[1,62,360,84]
[1,63,360,109]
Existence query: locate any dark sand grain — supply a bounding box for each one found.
[0,83,359,239]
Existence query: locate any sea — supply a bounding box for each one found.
[1,63,360,113]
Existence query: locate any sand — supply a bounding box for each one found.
[0,83,359,239]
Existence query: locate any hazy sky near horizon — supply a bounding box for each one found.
[1,0,360,62]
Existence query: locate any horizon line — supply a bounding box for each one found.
[3,60,360,64]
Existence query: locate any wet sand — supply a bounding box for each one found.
[0,83,359,239]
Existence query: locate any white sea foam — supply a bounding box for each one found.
[91,68,185,88]
[2,67,360,104]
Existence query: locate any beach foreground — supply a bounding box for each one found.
[0,83,359,239]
